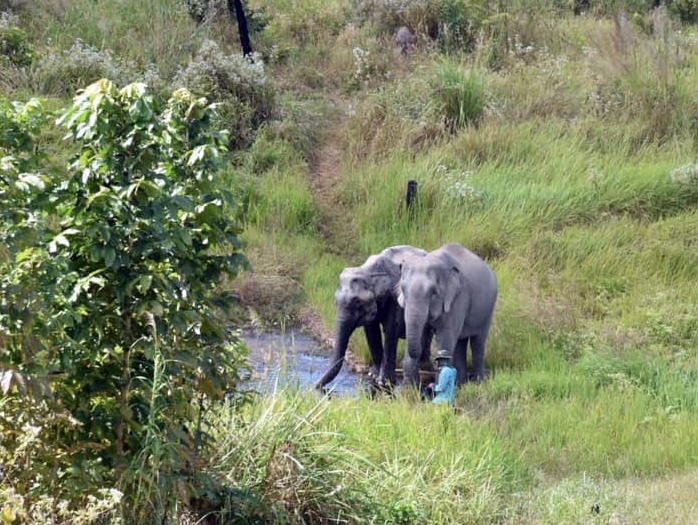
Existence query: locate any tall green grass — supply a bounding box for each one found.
[206,390,530,525]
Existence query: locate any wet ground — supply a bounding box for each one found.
[241,330,361,397]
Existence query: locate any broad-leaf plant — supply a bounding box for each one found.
[0,80,249,517]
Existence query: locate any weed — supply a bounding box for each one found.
[430,58,485,132]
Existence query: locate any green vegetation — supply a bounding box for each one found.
[2,0,698,523]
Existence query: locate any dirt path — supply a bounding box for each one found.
[297,102,369,373]
[306,105,355,253]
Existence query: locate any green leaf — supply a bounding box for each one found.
[48,233,71,254]
[15,172,46,190]
[103,247,116,267]
[188,145,207,166]
[136,275,152,294]
[1,370,14,394]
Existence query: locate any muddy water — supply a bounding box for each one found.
[241,330,361,397]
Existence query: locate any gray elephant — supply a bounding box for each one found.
[314,245,432,392]
[397,242,498,386]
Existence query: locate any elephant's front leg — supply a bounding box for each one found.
[434,329,458,363]
[363,322,384,380]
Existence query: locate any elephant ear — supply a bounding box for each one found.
[368,256,399,299]
[442,265,460,313]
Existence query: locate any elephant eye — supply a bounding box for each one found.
[350,296,366,308]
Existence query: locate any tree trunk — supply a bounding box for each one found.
[227,0,253,57]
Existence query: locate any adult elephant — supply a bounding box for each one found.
[397,242,498,386]
[314,245,432,392]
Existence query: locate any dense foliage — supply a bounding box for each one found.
[0,81,249,521]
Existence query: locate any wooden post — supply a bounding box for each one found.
[228,0,253,57]
[405,180,418,213]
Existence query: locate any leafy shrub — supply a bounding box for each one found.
[1,80,251,521]
[349,44,391,90]
[183,0,219,23]
[172,39,275,149]
[0,13,33,67]
[670,161,698,186]
[583,9,693,143]
[183,0,270,32]
[587,0,657,16]
[668,0,698,23]
[0,397,123,524]
[438,0,478,53]
[432,162,484,203]
[33,39,133,95]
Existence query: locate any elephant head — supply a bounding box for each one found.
[314,254,402,390]
[397,251,462,361]
[315,245,427,391]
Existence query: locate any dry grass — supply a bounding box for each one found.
[505,470,698,524]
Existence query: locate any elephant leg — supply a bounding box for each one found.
[453,338,469,386]
[379,324,399,386]
[434,330,457,361]
[401,353,421,387]
[363,322,384,379]
[470,333,487,381]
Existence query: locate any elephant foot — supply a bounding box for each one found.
[401,361,421,388]
[366,365,381,380]
[315,385,334,398]
[463,368,491,384]
[362,378,395,399]
[370,374,397,393]
[376,372,397,387]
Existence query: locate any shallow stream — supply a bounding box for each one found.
[241,330,361,397]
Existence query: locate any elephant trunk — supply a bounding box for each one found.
[404,301,428,360]
[314,316,355,390]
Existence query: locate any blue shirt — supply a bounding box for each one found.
[432,365,456,405]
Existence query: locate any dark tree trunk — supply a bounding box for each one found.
[228,0,253,57]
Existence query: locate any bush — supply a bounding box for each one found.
[172,39,275,149]
[438,0,478,53]
[1,81,251,522]
[33,39,133,95]
[351,0,444,40]
[670,161,698,187]
[0,13,33,67]
[183,0,270,32]
[668,0,698,23]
